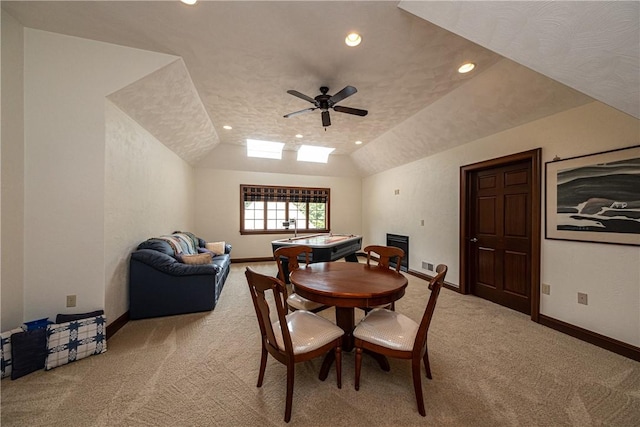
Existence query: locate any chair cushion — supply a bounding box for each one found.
[353,308,418,351]
[287,293,325,311]
[273,310,343,354]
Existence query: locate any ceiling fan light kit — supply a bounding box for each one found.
[284,86,368,128]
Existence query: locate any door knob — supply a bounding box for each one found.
[470,238,478,243]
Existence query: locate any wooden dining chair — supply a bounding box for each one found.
[353,264,448,417]
[363,245,405,310]
[244,267,343,423]
[274,245,330,313]
[364,245,404,272]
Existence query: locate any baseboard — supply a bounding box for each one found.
[538,314,640,362]
[407,268,459,292]
[106,311,129,340]
[408,269,639,362]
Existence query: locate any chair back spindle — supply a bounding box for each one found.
[364,245,405,272]
[413,264,448,357]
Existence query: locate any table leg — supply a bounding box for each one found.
[335,307,355,351]
[318,306,391,381]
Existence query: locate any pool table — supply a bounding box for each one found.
[272,233,362,282]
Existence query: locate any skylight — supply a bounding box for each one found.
[297,145,335,163]
[246,139,284,160]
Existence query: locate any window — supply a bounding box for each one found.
[240,185,330,235]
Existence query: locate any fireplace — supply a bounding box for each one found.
[386,233,409,272]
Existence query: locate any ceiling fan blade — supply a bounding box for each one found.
[283,107,317,118]
[333,105,368,116]
[287,90,317,105]
[329,85,357,105]
[321,111,331,127]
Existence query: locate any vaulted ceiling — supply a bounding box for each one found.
[3,1,638,176]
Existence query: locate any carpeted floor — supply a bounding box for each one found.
[2,261,639,426]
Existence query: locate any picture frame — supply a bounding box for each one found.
[545,145,640,246]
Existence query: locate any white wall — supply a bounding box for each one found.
[197,143,362,178]
[22,29,175,326]
[104,101,195,324]
[194,168,362,259]
[1,11,25,331]
[362,101,640,346]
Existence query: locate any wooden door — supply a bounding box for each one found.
[460,149,541,318]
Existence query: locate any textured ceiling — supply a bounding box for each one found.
[399,1,640,119]
[3,1,635,176]
[108,59,220,165]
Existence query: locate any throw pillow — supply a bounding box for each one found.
[205,241,226,256]
[45,315,107,371]
[56,309,105,324]
[197,247,215,256]
[1,328,26,379]
[180,253,213,265]
[11,328,48,379]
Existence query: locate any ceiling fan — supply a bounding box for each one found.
[283,86,368,127]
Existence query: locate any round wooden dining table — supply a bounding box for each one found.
[290,261,408,379]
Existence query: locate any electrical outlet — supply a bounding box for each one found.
[541,283,551,295]
[578,292,588,305]
[66,295,76,308]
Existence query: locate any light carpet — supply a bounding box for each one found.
[2,262,639,426]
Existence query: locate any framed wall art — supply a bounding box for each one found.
[545,145,640,246]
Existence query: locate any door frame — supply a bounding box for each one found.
[459,148,542,322]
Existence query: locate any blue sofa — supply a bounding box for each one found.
[129,232,231,320]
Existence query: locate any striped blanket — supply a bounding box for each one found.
[157,232,199,255]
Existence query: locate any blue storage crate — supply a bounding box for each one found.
[23,318,53,331]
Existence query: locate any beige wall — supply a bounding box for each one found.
[104,101,195,323]
[20,29,175,326]
[362,101,640,346]
[194,169,362,259]
[1,11,25,330]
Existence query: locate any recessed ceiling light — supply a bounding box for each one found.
[345,32,362,47]
[223,125,232,130]
[295,134,303,138]
[181,0,197,5]
[355,140,363,145]
[458,62,476,74]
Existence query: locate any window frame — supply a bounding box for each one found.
[240,184,331,235]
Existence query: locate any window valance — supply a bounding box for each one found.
[241,185,329,203]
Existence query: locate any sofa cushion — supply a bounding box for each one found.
[205,241,226,255]
[179,253,213,265]
[56,310,105,324]
[197,247,215,256]
[1,328,26,379]
[45,315,107,370]
[11,329,48,379]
